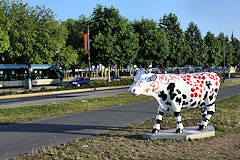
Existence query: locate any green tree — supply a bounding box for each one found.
[117,19,139,67]
[33,9,68,64]
[0,6,10,59]
[62,17,89,69]
[59,46,78,69]
[1,0,68,64]
[204,31,222,67]
[159,13,190,67]
[91,5,139,67]
[231,36,240,67]
[185,22,207,66]
[132,18,169,68]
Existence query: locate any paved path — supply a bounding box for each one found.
[0,85,240,159]
[0,87,130,108]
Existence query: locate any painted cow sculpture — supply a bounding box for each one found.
[129,70,221,134]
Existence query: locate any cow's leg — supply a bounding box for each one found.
[174,112,184,133]
[199,103,215,130]
[201,108,207,119]
[152,106,164,134]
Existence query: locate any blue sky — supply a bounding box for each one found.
[22,0,240,39]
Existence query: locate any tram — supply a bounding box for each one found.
[0,64,63,88]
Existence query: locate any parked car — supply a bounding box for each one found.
[69,77,90,87]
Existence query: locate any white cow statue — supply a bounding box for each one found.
[129,70,221,134]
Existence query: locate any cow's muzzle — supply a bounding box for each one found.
[129,88,137,96]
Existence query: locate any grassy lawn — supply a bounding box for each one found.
[221,78,240,88]
[0,94,153,126]
[12,95,240,160]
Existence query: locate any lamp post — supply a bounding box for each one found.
[82,23,91,80]
[81,20,94,80]
[222,32,226,83]
[87,24,91,80]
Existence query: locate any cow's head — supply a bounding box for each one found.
[129,70,158,96]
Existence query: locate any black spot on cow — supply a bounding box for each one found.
[182,94,187,99]
[166,101,171,106]
[176,89,181,94]
[190,99,193,102]
[182,101,188,106]
[158,91,167,101]
[175,97,182,105]
[167,83,177,100]
[197,101,202,106]
[206,81,212,89]
[167,83,175,94]
[191,101,197,107]
[174,112,181,117]
[215,88,218,93]
[170,93,177,100]
[199,102,205,107]
[203,91,208,100]
[207,101,215,107]
[158,111,164,115]
[209,94,214,101]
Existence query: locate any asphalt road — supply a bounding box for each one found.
[0,85,240,159]
[0,87,129,109]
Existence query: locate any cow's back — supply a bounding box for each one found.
[156,72,220,110]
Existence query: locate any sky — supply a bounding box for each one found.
[22,0,240,39]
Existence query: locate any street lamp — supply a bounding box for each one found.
[222,32,226,83]
[82,23,92,80]
[87,24,91,80]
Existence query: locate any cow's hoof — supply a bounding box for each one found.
[198,125,206,130]
[152,128,159,134]
[176,128,183,133]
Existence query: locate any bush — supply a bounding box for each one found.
[90,78,133,88]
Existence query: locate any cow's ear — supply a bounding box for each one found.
[150,75,157,81]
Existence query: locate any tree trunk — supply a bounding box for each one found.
[91,69,93,78]
[115,64,117,76]
[81,69,83,77]
[104,67,107,78]
[118,65,121,76]
[130,64,133,76]
[108,65,111,82]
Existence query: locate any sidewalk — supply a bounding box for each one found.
[0,85,239,159]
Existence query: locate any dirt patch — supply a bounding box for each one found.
[158,133,240,159]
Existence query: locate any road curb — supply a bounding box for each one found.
[0,85,131,99]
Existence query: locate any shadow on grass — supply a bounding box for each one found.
[0,122,16,126]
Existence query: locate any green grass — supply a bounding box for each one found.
[220,78,240,88]
[0,94,152,126]
[12,95,240,160]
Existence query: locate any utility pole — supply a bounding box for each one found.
[222,31,226,83]
[87,24,91,80]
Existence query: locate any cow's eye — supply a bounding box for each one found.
[150,75,157,81]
